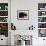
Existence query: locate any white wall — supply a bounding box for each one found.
[11,0,38,30]
[11,0,46,30]
[11,0,46,46]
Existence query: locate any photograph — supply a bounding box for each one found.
[17,10,29,20]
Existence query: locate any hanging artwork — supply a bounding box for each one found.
[17,10,29,20]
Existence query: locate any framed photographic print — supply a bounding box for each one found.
[17,10,29,20]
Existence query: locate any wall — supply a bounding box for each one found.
[11,0,46,30]
[11,0,38,30]
[11,0,46,46]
